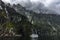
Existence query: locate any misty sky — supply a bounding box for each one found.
[2,0,60,14]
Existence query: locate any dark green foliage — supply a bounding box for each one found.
[0,1,33,37]
[1,1,60,40]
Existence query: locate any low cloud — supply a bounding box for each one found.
[2,0,60,14]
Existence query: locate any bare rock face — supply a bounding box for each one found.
[1,0,60,40]
[0,0,32,37]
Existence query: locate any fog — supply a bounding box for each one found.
[2,0,60,14]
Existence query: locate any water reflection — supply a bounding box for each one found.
[1,36,60,40]
[18,36,38,40]
[0,37,52,40]
[19,36,39,40]
[19,36,60,40]
[31,37,38,40]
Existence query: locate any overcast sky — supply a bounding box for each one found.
[2,0,60,14]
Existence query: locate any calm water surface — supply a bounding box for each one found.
[0,36,60,40]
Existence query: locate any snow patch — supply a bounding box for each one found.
[30,34,38,38]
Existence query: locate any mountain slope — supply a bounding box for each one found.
[0,0,32,37]
[12,3,60,37]
[1,0,60,39]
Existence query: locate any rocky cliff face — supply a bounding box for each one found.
[12,2,60,37]
[0,0,32,37]
[0,0,60,39]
